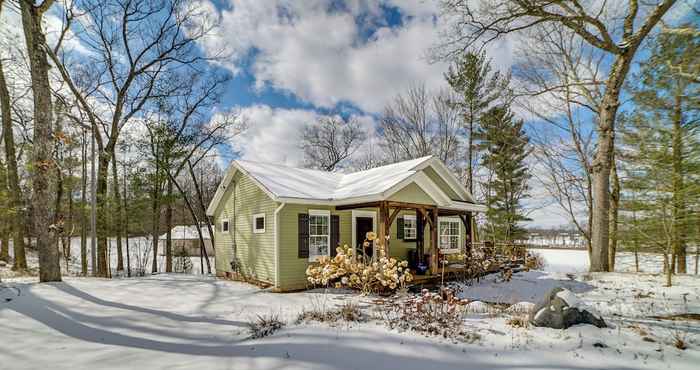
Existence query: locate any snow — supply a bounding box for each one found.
[0,237,214,280]
[529,248,699,274]
[2,242,699,369]
[158,225,211,240]
[1,272,698,370]
[234,155,432,200]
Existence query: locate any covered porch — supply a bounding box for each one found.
[336,200,480,276]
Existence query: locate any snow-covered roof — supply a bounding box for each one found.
[207,155,486,215]
[159,225,211,240]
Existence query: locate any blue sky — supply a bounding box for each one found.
[2,0,695,228]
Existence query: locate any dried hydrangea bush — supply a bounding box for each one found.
[306,233,413,295]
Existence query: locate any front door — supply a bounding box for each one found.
[355,217,374,259]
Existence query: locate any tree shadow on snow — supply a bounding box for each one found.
[0,281,644,370]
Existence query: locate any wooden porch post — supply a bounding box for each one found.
[377,201,387,258]
[430,207,438,275]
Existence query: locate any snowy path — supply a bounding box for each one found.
[2,273,699,370]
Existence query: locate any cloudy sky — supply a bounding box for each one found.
[2,0,694,228]
[196,1,472,166]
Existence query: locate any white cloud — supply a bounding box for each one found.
[199,0,502,113]
[229,104,376,169]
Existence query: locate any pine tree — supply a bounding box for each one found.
[445,51,510,194]
[476,104,531,242]
[618,26,700,280]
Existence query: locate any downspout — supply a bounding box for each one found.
[274,202,286,289]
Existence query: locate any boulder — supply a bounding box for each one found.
[0,260,7,267]
[529,287,606,329]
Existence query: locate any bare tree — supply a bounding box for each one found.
[46,0,219,277]
[143,71,245,272]
[301,116,367,171]
[515,24,605,259]
[437,0,680,271]
[379,84,463,172]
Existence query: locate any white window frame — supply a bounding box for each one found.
[221,218,230,233]
[308,209,331,262]
[438,217,461,253]
[253,213,266,234]
[403,215,417,240]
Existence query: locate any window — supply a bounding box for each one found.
[439,218,460,252]
[221,218,230,233]
[403,215,417,240]
[308,210,330,261]
[253,213,265,233]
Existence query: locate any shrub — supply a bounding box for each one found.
[248,313,285,339]
[306,240,413,295]
[381,288,477,342]
[524,252,546,270]
[506,315,529,328]
[296,301,367,324]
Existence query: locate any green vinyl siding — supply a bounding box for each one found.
[213,171,277,284]
[277,204,353,290]
[388,182,436,205]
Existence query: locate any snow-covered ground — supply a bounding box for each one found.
[1,273,698,369]
[1,244,698,369]
[530,248,698,274]
[0,237,214,279]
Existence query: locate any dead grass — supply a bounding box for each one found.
[247,313,285,339]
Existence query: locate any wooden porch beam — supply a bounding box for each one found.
[335,201,381,211]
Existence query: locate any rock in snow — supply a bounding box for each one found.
[529,287,606,329]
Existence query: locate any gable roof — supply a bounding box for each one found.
[206,156,486,215]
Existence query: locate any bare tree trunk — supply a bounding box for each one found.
[165,178,173,273]
[590,54,634,272]
[608,153,620,272]
[664,250,672,287]
[188,161,215,247]
[20,0,61,282]
[671,92,686,273]
[151,163,161,274]
[0,159,8,263]
[111,148,123,272]
[123,160,131,278]
[80,129,88,275]
[95,152,111,277]
[0,49,27,271]
[166,171,211,274]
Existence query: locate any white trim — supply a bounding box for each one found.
[351,210,377,256]
[308,209,331,262]
[207,166,238,216]
[413,158,474,202]
[273,203,286,289]
[438,216,461,253]
[253,213,266,234]
[221,218,230,233]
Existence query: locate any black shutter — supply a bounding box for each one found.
[397,217,404,240]
[330,215,340,257]
[416,215,424,244]
[298,213,309,258]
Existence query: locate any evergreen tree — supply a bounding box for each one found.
[445,51,510,194]
[476,104,531,242]
[618,26,700,280]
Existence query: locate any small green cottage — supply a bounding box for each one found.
[206,155,486,291]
